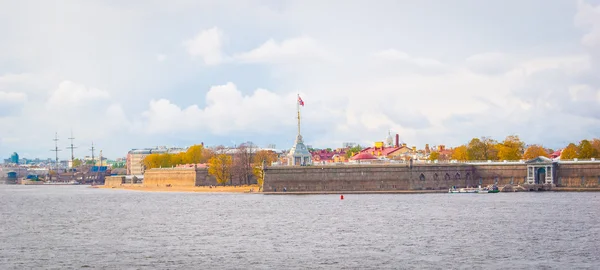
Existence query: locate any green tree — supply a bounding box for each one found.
[451,145,468,161]
[72,158,83,167]
[345,145,363,158]
[496,135,524,160]
[578,139,598,159]
[523,145,549,160]
[428,152,440,161]
[561,143,578,159]
[208,154,232,185]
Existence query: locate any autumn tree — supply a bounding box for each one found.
[451,145,468,161]
[592,139,600,156]
[208,154,232,185]
[252,150,278,190]
[143,153,172,169]
[428,152,440,161]
[496,135,524,160]
[523,145,549,160]
[578,139,598,159]
[467,137,498,160]
[561,143,578,160]
[185,144,204,164]
[232,142,255,185]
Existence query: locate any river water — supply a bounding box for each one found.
[0,186,598,269]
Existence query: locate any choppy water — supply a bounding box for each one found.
[0,186,599,269]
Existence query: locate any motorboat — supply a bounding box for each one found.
[449,185,499,193]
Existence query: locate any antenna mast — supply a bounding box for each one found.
[50,132,61,172]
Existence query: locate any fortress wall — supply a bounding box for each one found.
[556,163,600,187]
[104,176,125,187]
[144,168,198,187]
[263,162,600,191]
[472,164,528,186]
[143,168,217,187]
[263,164,478,192]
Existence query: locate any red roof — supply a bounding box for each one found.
[350,153,377,160]
[359,146,404,157]
[311,149,346,161]
[550,149,562,158]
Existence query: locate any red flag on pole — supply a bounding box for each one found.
[298,96,304,106]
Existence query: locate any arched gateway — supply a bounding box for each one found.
[525,156,556,185]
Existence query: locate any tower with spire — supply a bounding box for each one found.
[287,94,312,166]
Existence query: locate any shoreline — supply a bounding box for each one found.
[95,185,600,194]
[262,190,449,195]
[97,184,259,193]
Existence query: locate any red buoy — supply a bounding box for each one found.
[340,195,344,200]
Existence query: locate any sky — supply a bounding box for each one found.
[1,0,600,159]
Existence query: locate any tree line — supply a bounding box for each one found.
[429,136,600,161]
[142,143,278,189]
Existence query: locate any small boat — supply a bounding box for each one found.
[449,185,499,194]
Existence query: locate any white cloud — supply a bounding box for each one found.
[465,52,515,74]
[156,54,167,62]
[183,27,225,65]
[46,80,110,107]
[141,82,295,135]
[235,36,326,64]
[575,0,600,47]
[373,49,447,71]
[569,84,597,101]
[373,49,410,60]
[0,91,27,103]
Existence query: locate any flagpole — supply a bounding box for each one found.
[297,94,301,137]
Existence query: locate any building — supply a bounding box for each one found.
[287,95,312,166]
[356,133,415,160]
[10,152,19,164]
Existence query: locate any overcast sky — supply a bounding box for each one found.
[1,0,600,159]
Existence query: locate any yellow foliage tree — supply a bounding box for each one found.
[428,152,440,161]
[185,144,204,164]
[252,150,278,190]
[578,139,598,159]
[496,135,524,160]
[592,139,600,156]
[208,154,232,185]
[561,143,578,160]
[451,145,468,161]
[523,145,549,160]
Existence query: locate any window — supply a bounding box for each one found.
[444,173,451,180]
[455,173,461,180]
[419,174,425,181]
[466,173,471,180]
[434,173,439,180]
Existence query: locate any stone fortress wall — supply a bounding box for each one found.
[263,162,600,192]
[142,167,216,187]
